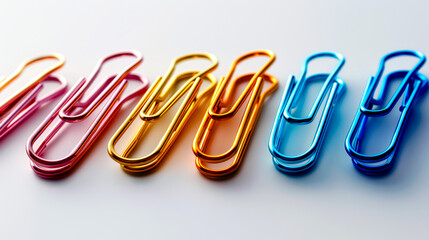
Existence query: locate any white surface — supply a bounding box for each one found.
[1,0,429,239]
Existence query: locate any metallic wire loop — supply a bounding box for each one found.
[108,53,218,173]
[0,54,67,139]
[26,51,149,178]
[193,50,278,178]
[345,50,428,174]
[269,52,346,173]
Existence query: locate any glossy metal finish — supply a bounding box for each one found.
[193,50,278,178]
[108,53,218,173]
[345,50,428,174]
[269,52,346,173]
[0,54,67,138]
[26,51,149,178]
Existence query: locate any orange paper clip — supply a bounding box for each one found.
[193,50,278,178]
[26,51,149,178]
[0,54,66,138]
[108,53,218,173]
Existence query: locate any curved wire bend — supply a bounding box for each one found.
[26,51,149,178]
[193,50,278,178]
[0,54,67,139]
[108,53,218,173]
[345,50,428,174]
[269,52,346,173]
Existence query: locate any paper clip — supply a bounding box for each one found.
[345,50,428,174]
[0,54,67,139]
[108,53,218,173]
[193,50,278,178]
[269,52,346,173]
[26,51,149,178]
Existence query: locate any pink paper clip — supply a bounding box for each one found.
[0,54,67,139]
[26,51,149,178]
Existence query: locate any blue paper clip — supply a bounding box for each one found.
[345,50,428,174]
[269,52,346,173]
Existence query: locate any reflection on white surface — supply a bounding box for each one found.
[1,0,429,239]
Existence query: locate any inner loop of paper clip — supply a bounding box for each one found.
[139,53,218,121]
[59,51,143,121]
[283,52,345,123]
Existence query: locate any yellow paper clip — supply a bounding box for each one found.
[108,53,218,173]
[193,50,278,178]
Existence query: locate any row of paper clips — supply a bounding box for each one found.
[1,49,426,179]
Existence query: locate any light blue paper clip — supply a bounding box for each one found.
[345,50,428,174]
[269,52,346,173]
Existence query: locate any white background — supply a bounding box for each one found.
[1,0,429,239]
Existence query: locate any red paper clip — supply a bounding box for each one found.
[26,51,149,178]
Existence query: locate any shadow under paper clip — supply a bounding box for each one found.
[26,51,149,178]
[108,53,218,174]
[269,52,346,174]
[0,54,67,140]
[345,50,428,175]
[193,50,278,179]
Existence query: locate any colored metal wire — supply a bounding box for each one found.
[269,52,346,173]
[345,50,428,174]
[193,50,278,178]
[108,53,218,173]
[0,54,67,138]
[26,51,149,178]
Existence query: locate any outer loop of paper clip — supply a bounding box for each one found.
[268,52,345,173]
[108,53,218,173]
[26,51,148,178]
[345,50,428,174]
[192,50,277,178]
